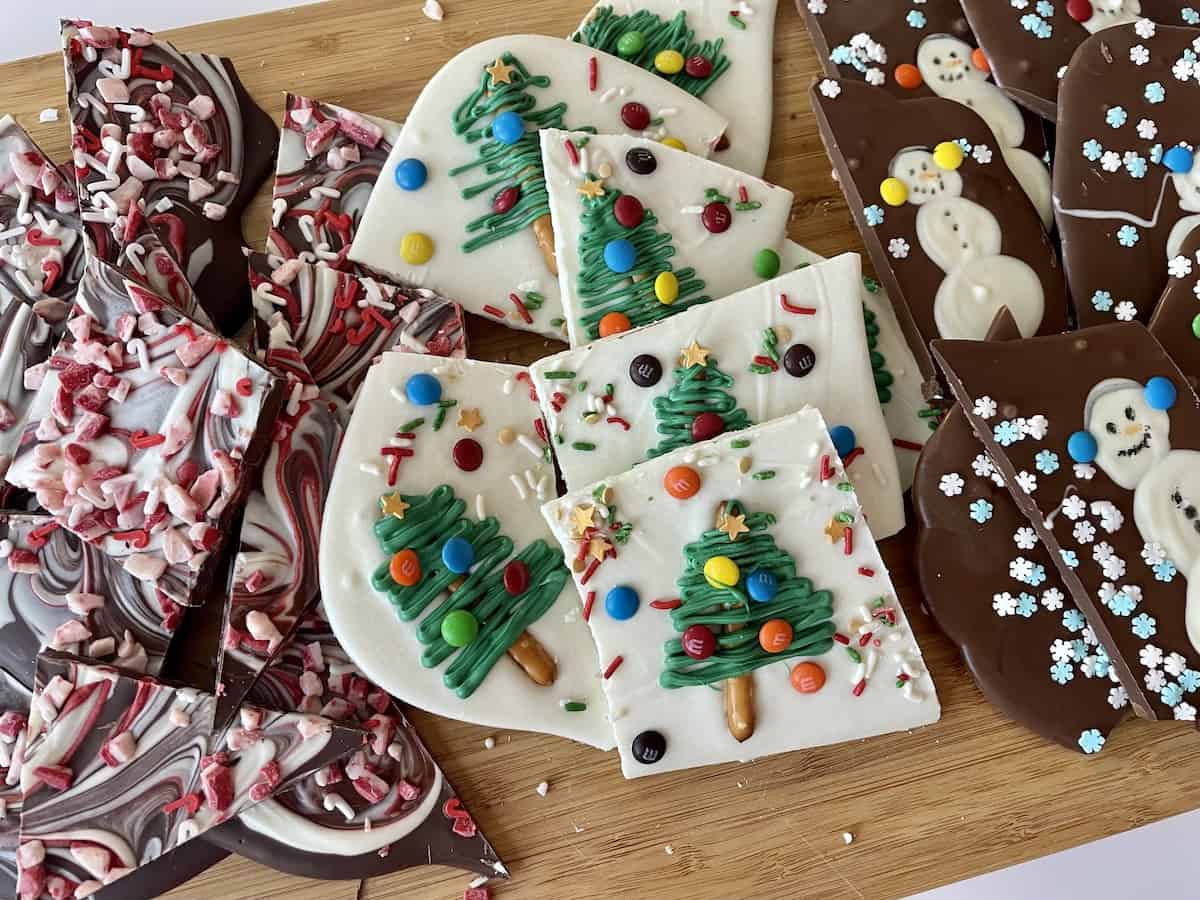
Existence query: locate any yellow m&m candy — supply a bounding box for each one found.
[932,141,965,171]
[400,232,434,265]
[879,177,909,207]
[660,136,687,152]
[703,555,740,589]
[654,49,685,74]
[655,271,680,304]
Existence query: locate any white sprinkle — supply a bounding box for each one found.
[467,875,488,890]
[113,103,146,122]
[524,468,538,491]
[0,540,11,559]
[38,108,58,123]
[0,226,27,242]
[517,434,543,459]
[309,186,342,200]
[680,204,705,215]
[599,87,618,103]
[323,792,355,821]
[359,462,383,477]
[842,832,854,845]
[154,197,173,213]
[535,781,549,797]
[475,493,486,521]
[510,474,528,500]
[502,378,515,395]
[271,198,287,227]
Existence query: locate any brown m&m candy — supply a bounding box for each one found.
[631,729,666,764]
[783,343,817,378]
[620,102,651,131]
[613,194,645,229]
[625,146,657,175]
[629,353,662,387]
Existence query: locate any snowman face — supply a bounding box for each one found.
[1081,0,1143,34]
[1171,151,1200,214]
[916,36,985,89]
[889,148,963,206]
[1133,450,1200,574]
[1087,381,1171,490]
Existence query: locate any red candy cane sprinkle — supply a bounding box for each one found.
[858,632,873,647]
[509,292,533,324]
[843,447,864,468]
[130,430,165,449]
[843,526,854,556]
[603,655,624,679]
[650,597,682,610]
[564,138,580,166]
[606,416,631,431]
[738,185,749,203]
[583,590,595,621]
[580,558,601,585]
[852,678,867,697]
[819,454,833,482]
[892,438,924,452]
[833,632,850,645]
[752,355,778,371]
[482,304,506,319]
[780,294,817,316]
[857,566,876,578]
[589,55,598,91]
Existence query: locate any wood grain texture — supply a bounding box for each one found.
[2,2,1199,898]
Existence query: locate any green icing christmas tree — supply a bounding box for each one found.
[660,501,836,691]
[578,186,710,340]
[371,484,567,698]
[574,7,730,99]
[647,349,750,458]
[863,302,895,406]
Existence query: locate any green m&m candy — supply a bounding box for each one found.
[1193,312,1200,339]
[617,30,646,58]
[441,610,479,647]
[754,248,782,279]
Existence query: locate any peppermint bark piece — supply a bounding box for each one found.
[61,21,277,334]
[5,257,283,607]
[248,253,466,413]
[540,128,792,346]
[542,409,939,778]
[320,355,612,749]
[1055,23,1200,327]
[530,253,906,538]
[934,323,1200,723]
[348,35,728,341]
[15,652,359,900]
[572,0,778,176]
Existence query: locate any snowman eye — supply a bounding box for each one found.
[933,56,941,64]
[949,52,958,59]
[1106,422,1118,435]
[1124,406,1136,421]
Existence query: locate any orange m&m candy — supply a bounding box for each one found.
[759,619,793,654]
[971,48,990,72]
[389,548,422,586]
[598,311,632,337]
[790,661,827,694]
[663,465,701,500]
[894,63,922,89]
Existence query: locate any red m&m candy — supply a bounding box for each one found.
[613,194,645,228]
[682,624,716,659]
[621,102,651,130]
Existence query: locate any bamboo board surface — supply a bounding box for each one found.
[1,1,1198,898]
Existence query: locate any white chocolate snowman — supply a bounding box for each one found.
[915,35,1052,226]
[1076,0,1143,35]
[1167,148,1200,260]
[886,146,1045,340]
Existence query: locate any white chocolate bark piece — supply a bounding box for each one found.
[542,409,939,778]
[541,128,792,346]
[320,354,612,749]
[571,0,778,176]
[778,240,934,490]
[349,35,729,341]
[531,253,906,538]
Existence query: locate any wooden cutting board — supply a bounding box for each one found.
[3,2,1199,898]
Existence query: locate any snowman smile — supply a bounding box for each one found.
[1117,428,1152,458]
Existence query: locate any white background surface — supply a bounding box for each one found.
[1,2,1197,898]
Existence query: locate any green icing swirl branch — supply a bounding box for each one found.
[647,357,750,458]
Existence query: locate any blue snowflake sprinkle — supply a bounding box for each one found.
[994,420,1022,446]
[1061,549,1080,569]
[1132,612,1158,639]
[969,499,994,524]
[1020,14,1053,38]
[1118,225,1140,247]
[906,10,927,27]
[1092,649,1112,679]
[1162,683,1185,706]
[1035,450,1060,475]
[1108,589,1137,616]
[1154,559,1178,582]
[1151,143,1165,164]
[1145,82,1166,104]
[955,137,973,155]
[1050,661,1075,685]
[1106,106,1128,128]
[830,45,853,66]
[1017,593,1038,617]
[1186,8,1200,25]
[864,205,885,227]
[1027,565,1048,588]
[1125,154,1148,179]
[1036,0,1054,15]
[1063,609,1087,632]
[1072,639,1089,663]
[1092,290,1114,312]
[1180,670,1200,693]
[1078,729,1106,754]
[1083,139,1103,161]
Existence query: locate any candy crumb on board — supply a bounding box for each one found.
[423,0,445,20]
[843,832,855,845]
[37,107,58,122]
[536,780,550,797]
[484,736,496,749]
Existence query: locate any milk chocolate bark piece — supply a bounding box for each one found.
[61,21,277,335]
[1054,23,1200,328]
[15,652,359,900]
[960,0,1194,120]
[4,256,283,608]
[1150,225,1200,384]
[797,0,1053,226]
[934,323,1200,723]
[914,311,1130,753]
[811,78,1068,380]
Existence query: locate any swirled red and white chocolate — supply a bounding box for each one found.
[216,382,343,726]
[61,21,278,335]
[0,294,62,496]
[15,652,359,900]
[4,256,283,607]
[210,603,505,882]
[248,253,466,411]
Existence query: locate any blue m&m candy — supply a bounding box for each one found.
[492,111,525,145]
[1145,376,1177,410]
[441,537,475,574]
[830,425,857,459]
[1164,145,1194,174]
[605,585,640,620]
[604,238,637,274]
[394,158,428,191]
[405,373,442,406]
[1068,430,1098,464]
[746,570,778,603]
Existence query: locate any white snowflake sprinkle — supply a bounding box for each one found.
[1014,527,1038,550]
[819,79,841,98]
[1010,557,1036,583]
[1062,495,1088,521]
[1131,44,1151,65]
[973,396,998,419]
[1090,501,1124,534]
[1074,463,1096,480]
[1169,254,1194,278]
[1137,118,1159,140]
[1100,151,1122,172]
[1114,301,1138,322]
[1050,639,1075,663]
[888,237,911,259]
[1145,669,1167,692]
[1164,652,1188,677]
[939,473,965,496]
[1173,58,1195,81]
[865,67,885,86]
[972,144,994,164]
[1135,18,1156,39]
[972,454,996,478]
[992,592,1018,617]
[1101,555,1127,581]
[1175,702,1197,721]
[1015,470,1038,494]
[1073,520,1097,544]
[1141,542,1167,566]
[1024,415,1049,440]
[1041,588,1065,611]
[1140,644,1163,669]
[1108,686,1129,709]
[807,0,827,12]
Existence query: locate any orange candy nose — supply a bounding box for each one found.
[663,465,701,500]
[894,63,922,89]
[389,548,422,586]
[971,48,991,72]
[598,311,633,337]
[758,618,794,653]
[790,661,827,694]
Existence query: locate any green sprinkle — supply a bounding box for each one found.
[735,201,762,212]
[573,441,597,451]
[550,317,565,327]
[728,11,746,29]
[577,136,590,147]
[562,701,587,712]
[895,678,906,688]
[846,647,862,664]
[593,484,608,502]
[863,277,880,294]
[544,370,576,380]
[730,438,751,449]
[578,380,588,391]
[555,434,565,444]
[834,512,856,524]
[649,117,664,127]
[399,417,425,432]
[604,383,614,397]
[438,399,458,408]
[749,364,774,375]
[751,470,776,481]
[614,522,633,544]
[523,291,545,311]
[433,406,449,431]
[918,407,941,419]
[837,482,855,492]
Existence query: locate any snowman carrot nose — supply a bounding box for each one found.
[1123,423,1142,437]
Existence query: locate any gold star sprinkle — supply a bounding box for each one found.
[577,178,606,199]
[679,340,711,368]
[571,504,596,536]
[457,407,483,432]
[718,513,750,542]
[589,537,613,561]
[380,493,410,521]
[486,58,516,86]
[824,518,848,543]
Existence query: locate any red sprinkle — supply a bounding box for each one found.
[858,632,873,647]
[564,138,580,166]
[534,416,549,443]
[738,185,749,203]
[780,294,817,316]
[843,526,854,556]
[857,566,876,577]
[589,55,598,91]
[24,228,61,248]
[852,678,867,697]
[482,304,506,319]
[509,292,533,324]
[583,590,596,621]
[752,355,778,371]
[130,430,165,449]
[893,438,925,452]
[235,377,254,397]
[580,558,601,585]
[833,632,850,645]
[819,454,833,482]
[606,416,631,431]
[162,792,203,816]
[603,655,624,679]
[844,447,864,467]
[650,597,682,610]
